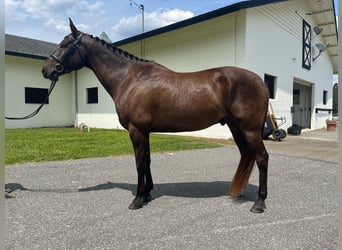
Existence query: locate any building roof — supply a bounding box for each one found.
[99,31,112,43]
[5,34,57,60]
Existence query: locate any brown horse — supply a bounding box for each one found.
[42,19,269,213]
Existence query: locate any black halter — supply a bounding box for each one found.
[50,33,84,73]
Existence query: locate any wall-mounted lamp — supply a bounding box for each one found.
[313,26,323,35]
[313,43,326,61]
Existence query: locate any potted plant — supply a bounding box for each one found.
[326,118,338,131]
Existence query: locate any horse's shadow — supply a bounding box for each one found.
[5,181,258,203]
[5,183,28,198]
[78,180,258,203]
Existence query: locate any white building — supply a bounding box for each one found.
[5,0,338,139]
[5,35,74,129]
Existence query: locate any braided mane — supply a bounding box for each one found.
[89,34,149,63]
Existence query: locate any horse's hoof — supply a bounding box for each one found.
[250,200,266,213]
[128,199,143,210]
[228,191,241,197]
[229,194,243,201]
[128,194,152,210]
[143,194,152,204]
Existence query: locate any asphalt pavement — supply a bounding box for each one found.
[5,129,338,249]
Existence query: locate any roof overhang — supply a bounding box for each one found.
[5,51,48,60]
[306,0,338,73]
[5,34,57,60]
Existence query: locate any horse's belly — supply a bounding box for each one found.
[152,111,222,132]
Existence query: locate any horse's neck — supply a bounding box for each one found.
[83,38,133,101]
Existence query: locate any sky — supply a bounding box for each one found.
[5,0,245,43]
[5,0,338,44]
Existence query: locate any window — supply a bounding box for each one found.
[87,87,98,104]
[302,20,311,70]
[323,90,328,105]
[293,89,300,105]
[25,87,49,104]
[264,74,276,99]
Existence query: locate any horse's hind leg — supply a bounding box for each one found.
[244,130,269,213]
[228,123,256,197]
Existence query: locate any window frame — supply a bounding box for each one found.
[323,90,328,105]
[264,74,277,99]
[25,87,49,104]
[87,87,98,104]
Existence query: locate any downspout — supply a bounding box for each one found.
[74,70,79,127]
[234,11,237,66]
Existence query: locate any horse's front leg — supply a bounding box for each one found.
[128,126,153,210]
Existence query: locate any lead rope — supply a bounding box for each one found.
[5,80,58,120]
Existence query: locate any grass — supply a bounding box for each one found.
[5,128,232,165]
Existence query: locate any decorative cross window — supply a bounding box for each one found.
[302,20,311,70]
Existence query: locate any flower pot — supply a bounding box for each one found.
[326,121,337,132]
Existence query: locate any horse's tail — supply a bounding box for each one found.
[228,122,256,197]
[229,109,268,196]
[229,153,255,197]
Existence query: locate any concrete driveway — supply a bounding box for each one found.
[5,129,337,249]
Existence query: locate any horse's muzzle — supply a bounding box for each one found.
[42,68,59,81]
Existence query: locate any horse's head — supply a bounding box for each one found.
[42,18,86,81]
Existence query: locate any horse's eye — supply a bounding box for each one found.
[60,40,70,48]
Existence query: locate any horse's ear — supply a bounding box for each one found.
[69,18,78,37]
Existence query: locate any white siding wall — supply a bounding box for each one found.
[144,12,246,72]
[75,68,123,129]
[244,0,334,129]
[5,56,74,129]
